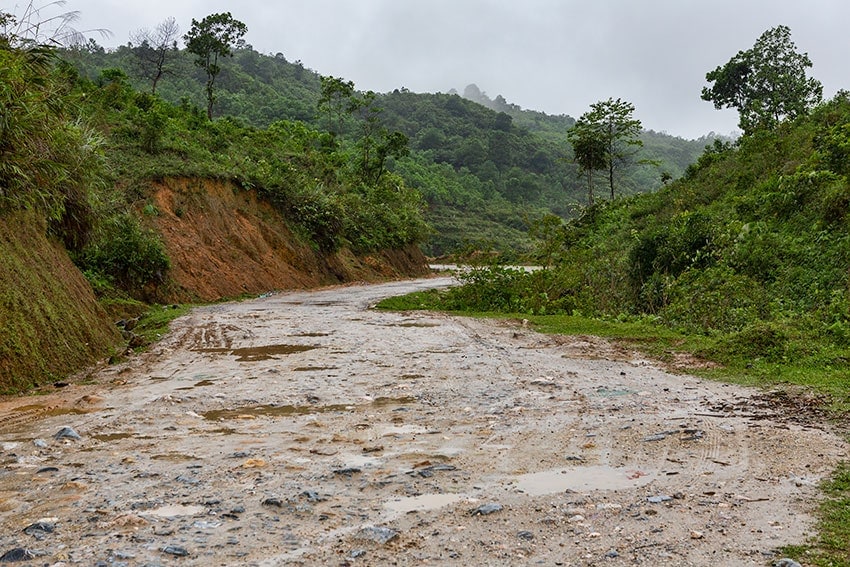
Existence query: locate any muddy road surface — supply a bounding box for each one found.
[1,277,847,566]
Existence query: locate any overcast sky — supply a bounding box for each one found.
[10,0,850,139]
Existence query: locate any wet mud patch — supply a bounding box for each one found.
[203,396,417,421]
[193,344,320,361]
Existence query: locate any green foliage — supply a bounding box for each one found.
[568,98,643,202]
[62,44,710,256]
[183,12,247,119]
[78,213,170,296]
[424,92,850,364]
[702,25,823,134]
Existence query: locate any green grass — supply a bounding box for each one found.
[133,303,192,346]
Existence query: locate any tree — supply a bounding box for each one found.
[130,17,179,94]
[568,98,643,203]
[183,12,247,119]
[701,25,822,134]
[567,121,607,205]
[317,75,355,136]
[350,91,410,183]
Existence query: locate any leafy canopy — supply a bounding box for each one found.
[567,98,643,203]
[701,25,822,134]
[183,12,247,119]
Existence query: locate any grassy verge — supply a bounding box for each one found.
[375,291,850,565]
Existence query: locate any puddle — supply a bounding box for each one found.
[515,465,656,496]
[385,493,466,514]
[202,404,353,421]
[203,397,417,421]
[12,405,89,417]
[141,504,205,518]
[91,433,134,442]
[372,396,417,406]
[194,344,319,361]
[151,453,200,462]
[593,386,635,398]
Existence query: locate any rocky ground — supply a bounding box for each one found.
[0,276,846,566]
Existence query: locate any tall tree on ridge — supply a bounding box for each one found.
[701,25,822,134]
[183,12,247,119]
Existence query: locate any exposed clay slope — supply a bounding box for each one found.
[0,212,120,392]
[149,178,429,302]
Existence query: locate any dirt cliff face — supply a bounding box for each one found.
[148,178,429,302]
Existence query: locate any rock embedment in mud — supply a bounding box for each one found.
[0,276,846,565]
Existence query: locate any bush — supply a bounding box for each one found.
[79,213,170,297]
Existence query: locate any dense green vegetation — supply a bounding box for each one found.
[62,36,711,256]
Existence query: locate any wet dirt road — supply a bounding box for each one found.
[0,276,847,566]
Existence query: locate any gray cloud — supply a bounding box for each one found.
[20,0,850,139]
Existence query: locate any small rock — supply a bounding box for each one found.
[33,439,48,449]
[0,548,34,562]
[262,497,284,508]
[333,467,362,475]
[517,531,534,541]
[690,530,704,539]
[23,521,55,538]
[53,381,69,388]
[470,503,503,516]
[356,526,398,545]
[161,545,189,557]
[53,426,81,441]
[605,550,620,558]
[774,560,803,567]
[301,490,325,502]
[349,549,367,559]
[35,466,59,474]
[174,474,200,485]
[647,495,672,504]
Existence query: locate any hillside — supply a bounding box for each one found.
[409,92,850,380]
[0,26,429,392]
[63,43,712,255]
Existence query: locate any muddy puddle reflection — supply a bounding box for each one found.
[193,344,319,361]
[202,396,417,421]
[515,465,657,496]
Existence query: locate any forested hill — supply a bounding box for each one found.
[65,42,712,255]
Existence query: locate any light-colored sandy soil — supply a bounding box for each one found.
[0,277,846,566]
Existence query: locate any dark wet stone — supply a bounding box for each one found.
[356,526,398,545]
[301,490,325,502]
[54,426,81,441]
[23,521,54,538]
[35,466,59,474]
[517,530,534,540]
[175,474,200,485]
[161,545,189,557]
[0,548,34,562]
[470,503,503,516]
[53,381,69,388]
[262,497,284,508]
[333,467,362,475]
